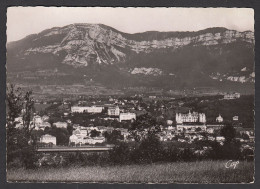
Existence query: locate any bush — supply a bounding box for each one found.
[109,142,131,165]
[163,145,178,162]
[7,157,24,169]
[221,141,242,160]
[63,152,110,166]
[131,132,164,164]
[220,123,236,143]
[209,140,242,160]
[241,148,254,161]
[21,146,39,169]
[177,148,195,162]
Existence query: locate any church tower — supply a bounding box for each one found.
[176,113,183,124]
[199,113,206,123]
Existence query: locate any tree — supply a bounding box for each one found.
[218,123,242,159]
[55,128,70,145]
[134,131,163,163]
[90,129,100,137]
[220,140,241,159]
[6,84,23,165]
[31,130,44,143]
[129,113,160,142]
[6,84,37,168]
[45,127,70,145]
[209,141,223,160]
[67,124,73,135]
[104,130,124,144]
[164,144,178,162]
[109,142,131,165]
[179,148,195,161]
[241,148,254,160]
[44,126,50,134]
[241,133,250,140]
[220,123,236,144]
[22,90,36,141]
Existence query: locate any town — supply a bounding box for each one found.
[13,92,254,156]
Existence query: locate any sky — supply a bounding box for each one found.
[7,7,254,42]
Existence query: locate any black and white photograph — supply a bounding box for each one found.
[5,7,255,183]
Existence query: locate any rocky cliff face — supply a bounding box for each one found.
[7,24,255,91]
[18,24,254,68]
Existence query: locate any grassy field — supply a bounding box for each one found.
[7,160,254,183]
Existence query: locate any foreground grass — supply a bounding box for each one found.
[7,160,254,183]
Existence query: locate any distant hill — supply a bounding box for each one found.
[6,24,255,93]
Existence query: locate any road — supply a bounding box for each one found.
[37,146,114,152]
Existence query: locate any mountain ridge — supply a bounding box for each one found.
[6,23,255,93]
[7,24,253,45]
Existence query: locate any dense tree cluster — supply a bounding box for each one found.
[57,122,253,167]
[6,84,38,169]
[103,130,124,144]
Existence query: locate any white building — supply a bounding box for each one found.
[73,128,88,137]
[71,106,104,113]
[216,136,225,142]
[224,93,240,100]
[121,131,130,141]
[108,106,120,116]
[42,115,49,122]
[176,111,206,133]
[208,136,215,141]
[15,117,23,129]
[176,124,207,133]
[37,122,51,130]
[71,106,88,113]
[216,114,223,123]
[69,134,79,144]
[167,120,173,125]
[119,113,136,122]
[15,116,23,123]
[90,137,106,144]
[207,127,215,134]
[96,126,107,133]
[233,116,239,121]
[82,136,93,144]
[86,106,104,113]
[206,124,224,134]
[33,115,43,126]
[167,126,175,130]
[69,135,105,145]
[40,134,56,145]
[176,111,206,124]
[53,121,68,128]
[15,122,24,129]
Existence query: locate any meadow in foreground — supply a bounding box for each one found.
[7,160,254,183]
